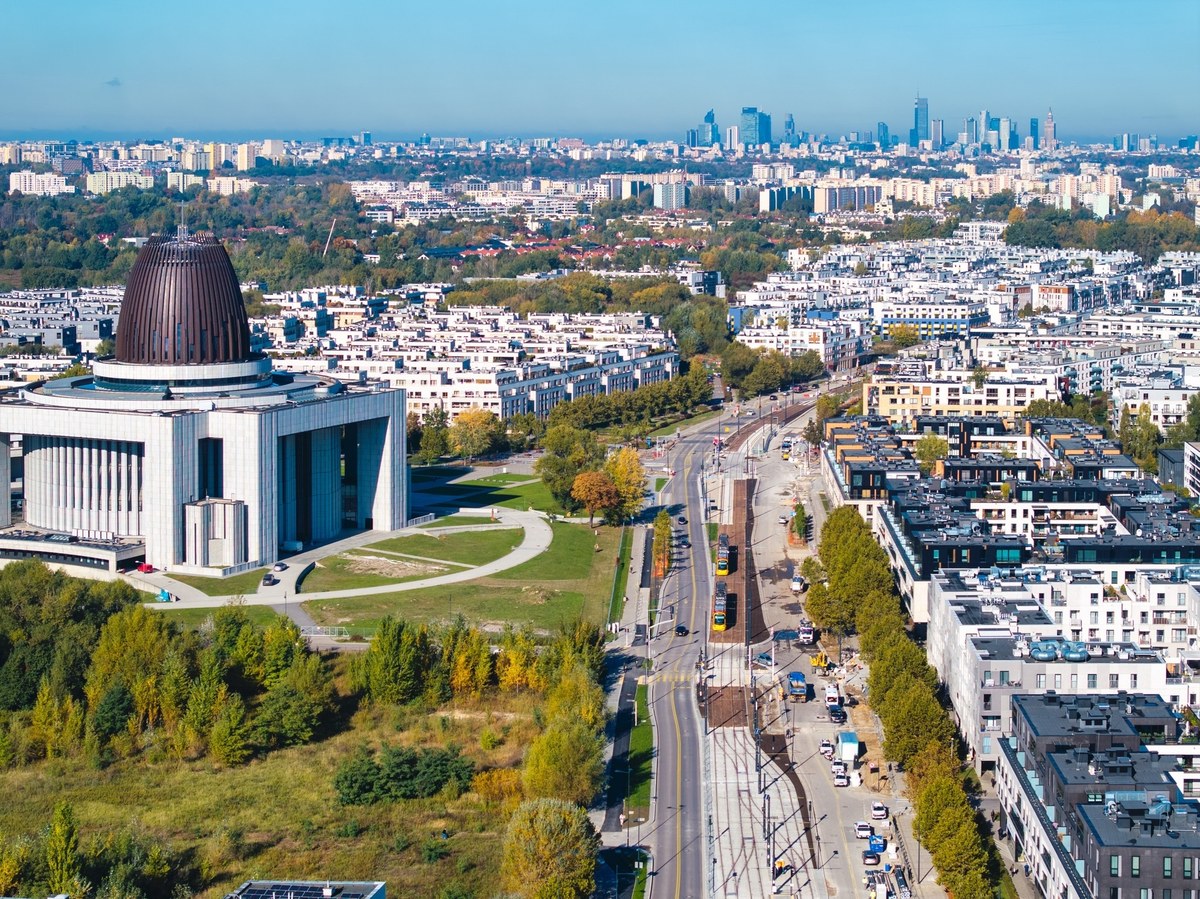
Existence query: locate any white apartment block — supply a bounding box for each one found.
[864,369,1058,426]
[85,172,154,194]
[8,171,75,197]
[1112,383,1199,434]
[733,321,865,370]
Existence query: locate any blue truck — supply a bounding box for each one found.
[787,671,808,702]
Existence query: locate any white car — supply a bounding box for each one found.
[819,739,835,758]
[854,821,872,839]
[871,801,889,820]
[833,773,850,788]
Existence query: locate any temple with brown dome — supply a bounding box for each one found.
[0,230,406,574]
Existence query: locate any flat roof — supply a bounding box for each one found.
[224,882,386,899]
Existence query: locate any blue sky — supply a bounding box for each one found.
[4,0,1198,142]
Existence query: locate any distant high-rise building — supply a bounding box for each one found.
[783,114,797,147]
[652,182,689,211]
[740,107,772,148]
[966,116,978,145]
[998,117,1012,152]
[359,131,372,146]
[978,109,990,145]
[911,96,930,145]
[1029,117,1040,149]
[701,109,720,146]
[1044,108,1057,150]
[724,125,740,151]
[685,129,699,148]
[876,122,890,148]
[930,119,944,148]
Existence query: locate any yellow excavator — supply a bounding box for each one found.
[809,651,830,672]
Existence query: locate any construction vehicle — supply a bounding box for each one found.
[809,650,830,672]
[787,671,808,702]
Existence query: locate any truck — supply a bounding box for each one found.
[797,621,815,644]
[836,730,859,764]
[787,671,808,702]
[824,683,840,709]
[791,574,804,593]
[868,833,887,854]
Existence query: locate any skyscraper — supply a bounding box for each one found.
[1029,117,1040,149]
[911,96,929,146]
[966,116,978,145]
[979,109,989,145]
[740,107,772,148]
[724,126,740,151]
[931,119,944,148]
[877,122,890,148]
[701,109,719,146]
[998,117,1012,152]
[783,114,797,147]
[1044,108,1057,150]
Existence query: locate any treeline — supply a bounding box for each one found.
[802,508,997,899]
[720,342,825,398]
[1004,205,1200,261]
[342,615,607,897]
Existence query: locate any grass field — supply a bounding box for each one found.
[647,407,722,438]
[461,473,537,486]
[0,660,540,899]
[366,528,521,567]
[608,527,633,624]
[415,479,560,515]
[151,604,279,630]
[625,684,653,820]
[304,523,622,633]
[654,477,668,493]
[298,553,446,594]
[168,568,267,597]
[417,515,496,529]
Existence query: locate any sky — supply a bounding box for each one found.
[4,0,1198,144]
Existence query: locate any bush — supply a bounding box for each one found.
[421,839,450,863]
[334,744,475,805]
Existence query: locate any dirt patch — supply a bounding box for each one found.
[338,553,447,578]
[706,686,748,729]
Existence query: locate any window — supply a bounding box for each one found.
[1131,674,1138,688]
[1091,611,1100,625]
[1071,673,1079,689]
[1166,858,1174,878]
[999,671,1011,686]
[1133,855,1141,877]
[1112,855,1122,877]
[1184,858,1193,879]
[1111,674,1120,688]
[1036,674,1046,689]
[1055,674,1063,690]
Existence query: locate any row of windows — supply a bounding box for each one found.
[1111,854,1194,879]
[984,672,1140,690]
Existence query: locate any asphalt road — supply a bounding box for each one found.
[646,441,716,899]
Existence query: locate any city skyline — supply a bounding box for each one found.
[3,0,1197,143]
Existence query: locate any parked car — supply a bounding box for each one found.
[819,739,835,759]
[862,850,881,866]
[871,801,889,820]
[829,707,848,724]
[778,513,790,525]
[677,515,687,525]
[679,538,691,548]
[833,773,850,788]
[854,821,872,839]
[136,562,155,573]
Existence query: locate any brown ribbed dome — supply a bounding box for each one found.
[115,232,252,365]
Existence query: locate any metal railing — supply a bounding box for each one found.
[406,512,436,528]
[300,625,351,639]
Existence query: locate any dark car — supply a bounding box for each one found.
[679,538,691,548]
[677,515,687,525]
[829,707,848,724]
[674,625,689,637]
[862,850,881,866]
[261,573,279,587]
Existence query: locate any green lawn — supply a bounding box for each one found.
[461,473,537,486]
[626,684,653,819]
[167,568,267,597]
[647,406,722,438]
[298,553,447,594]
[304,523,622,632]
[608,527,633,624]
[417,515,497,529]
[654,477,668,493]
[366,528,521,566]
[496,521,599,581]
[151,604,279,630]
[415,479,561,514]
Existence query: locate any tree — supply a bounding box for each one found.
[570,471,620,527]
[971,365,989,388]
[790,350,825,383]
[252,683,320,749]
[535,425,604,512]
[890,324,921,348]
[449,407,504,462]
[652,510,672,577]
[1120,403,1162,472]
[353,616,431,704]
[45,801,84,896]
[522,720,605,806]
[500,798,599,899]
[719,340,759,391]
[913,433,949,475]
[604,446,646,522]
[209,693,252,765]
[791,503,808,543]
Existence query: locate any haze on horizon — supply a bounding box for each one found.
[5,0,1198,144]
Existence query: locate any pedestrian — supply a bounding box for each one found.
[1024,864,1030,877]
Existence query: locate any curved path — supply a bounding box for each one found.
[135,507,553,612]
